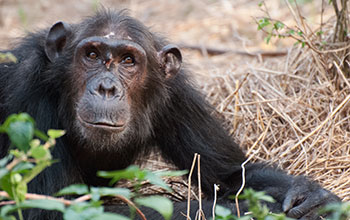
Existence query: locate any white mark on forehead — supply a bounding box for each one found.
[104,32,115,39]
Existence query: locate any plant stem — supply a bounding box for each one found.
[12,187,24,220]
[17,208,24,220]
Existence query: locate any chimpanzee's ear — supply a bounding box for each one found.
[158,44,182,79]
[45,21,71,62]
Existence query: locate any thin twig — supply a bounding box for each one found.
[0,191,147,220]
[6,158,21,171]
[217,73,249,112]
[281,93,350,157]
[74,194,91,202]
[235,119,271,217]
[178,43,287,57]
[0,191,72,206]
[186,153,198,220]
[233,80,240,132]
[115,195,147,220]
[212,184,219,220]
[234,154,255,218]
[197,155,204,220]
[334,61,350,88]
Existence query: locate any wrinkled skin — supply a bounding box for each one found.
[0,10,341,219]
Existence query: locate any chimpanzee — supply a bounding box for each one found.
[0,9,340,219]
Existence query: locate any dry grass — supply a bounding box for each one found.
[203,18,350,202]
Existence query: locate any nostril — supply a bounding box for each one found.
[98,84,105,95]
[96,81,118,99]
[110,86,116,97]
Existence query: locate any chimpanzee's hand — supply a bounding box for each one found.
[282,176,341,219]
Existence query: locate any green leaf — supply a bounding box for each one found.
[19,199,65,212]
[47,129,65,139]
[14,181,27,202]
[56,184,89,196]
[0,155,13,167]
[34,129,48,141]
[90,187,101,202]
[264,34,272,44]
[7,121,34,152]
[257,18,271,30]
[0,174,14,199]
[12,162,34,173]
[1,113,34,130]
[98,165,145,185]
[145,172,171,192]
[29,139,41,148]
[64,203,104,220]
[288,29,295,35]
[273,21,284,30]
[135,196,173,220]
[30,146,48,160]
[239,216,252,220]
[0,215,16,220]
[92,187,132,199]
[155,170,188,177]
[0,168,8,180]
[215,205,232,218]
[0,204,18,216]
[258,194,275,203]
[91,213,130,220]
[316,30,324,36]
[22,160,52,184]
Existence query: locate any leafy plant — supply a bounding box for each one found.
[0,114,346,220]
[215,188,292,220]
[0,113,186,220]
[321,202,350,220]
[0,113,64,220]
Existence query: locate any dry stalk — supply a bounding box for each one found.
[235,120,271,217]
[211,184,219,220]
[186,153,198,220]
[281,93,350,158]
[197,155,205,220]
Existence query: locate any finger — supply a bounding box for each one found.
[286,198,316,219]
[290,190,341,219]
[282,192,305,213]
[299,211,322,220]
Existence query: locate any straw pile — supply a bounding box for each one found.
[201,19,350,201]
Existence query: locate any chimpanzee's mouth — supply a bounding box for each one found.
[77,114,125,131]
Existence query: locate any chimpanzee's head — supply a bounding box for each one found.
[44,11,182,149]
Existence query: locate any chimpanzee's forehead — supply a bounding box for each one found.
[100,27,134,41]
[75,23,149,46]
[72,10,159,52]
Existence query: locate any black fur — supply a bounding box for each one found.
[0,10,340,220]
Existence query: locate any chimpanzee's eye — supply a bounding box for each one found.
[121,55,135,65]
[87,51,98,60]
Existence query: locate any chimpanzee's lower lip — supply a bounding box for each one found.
[77,115,125,131]
[87,122,125,131]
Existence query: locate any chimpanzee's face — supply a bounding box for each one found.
[73,34,147,134]
[44,20,182,149]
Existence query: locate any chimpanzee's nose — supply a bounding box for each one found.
[96,78,117,99]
